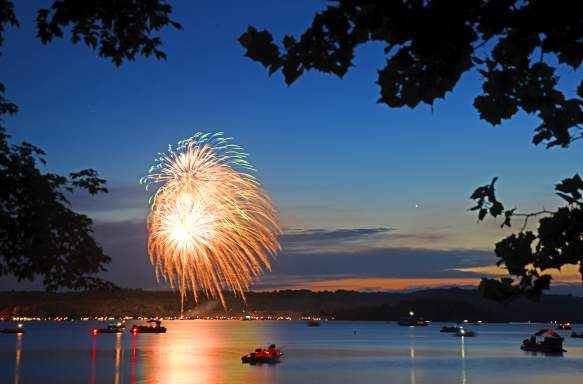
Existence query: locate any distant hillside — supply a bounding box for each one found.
[1,288,583,322]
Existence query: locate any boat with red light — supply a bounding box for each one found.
[131,319,167,334]
[521,329,565,354]
[92,322,125,335]
[242,344,283,364]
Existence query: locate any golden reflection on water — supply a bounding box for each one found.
[460,336,467,384]
[138,321,273,384]
[409,326,416,384]
[114,333,122,384]
[140,327,217,383]
[13,333,22,384]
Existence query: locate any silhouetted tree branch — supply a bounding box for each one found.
[240,0,583,301]
[36,0,182,66]
[239,0,583,149]
[470,175,583,302]
[0,126,114,290]
[0,0,181,290]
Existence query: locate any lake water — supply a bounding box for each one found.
[1,320,583,383]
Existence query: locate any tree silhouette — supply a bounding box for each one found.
[0,0,181,290]
[239,0,583,301]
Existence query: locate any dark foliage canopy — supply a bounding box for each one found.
[0,127,113,290]
[240,0,583,149]
[0,0,180,290]
[36,0,182,66]
[240,0,583,301]
[470,175,583,302]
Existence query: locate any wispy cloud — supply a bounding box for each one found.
[270,246,494,279]
[68,183,148,222]
[281,227,447,253]
[55,220,500,291]
[281,227,392,252]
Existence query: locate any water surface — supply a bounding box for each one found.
[1,321,582,383]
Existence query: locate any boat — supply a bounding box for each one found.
[398,318,429,326]
[440,325,460,333]
[398,312,429,326]
[1,323,24,334]
[131,319,167,334]
[92,322,125,335]
[558,322,572,330]
[242,344,283,364]
[453,327,476,337]
[571,332,583,339]
[307,320,320,327]
[521,329,565,354]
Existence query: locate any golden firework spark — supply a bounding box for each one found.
[140,132,281,307]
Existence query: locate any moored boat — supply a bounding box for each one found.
[92,322,126,335]
[440,325,459,333]
[571,332,583,339]
[453,327,476,337]
[398,311,429,326]
[307,320,320,327]
[242,344,283,364]
[558,322,572,330]
[521,329,565,354]
[131,319,167,334]
[1,323,24,334]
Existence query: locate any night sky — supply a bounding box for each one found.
[2,1,582,292]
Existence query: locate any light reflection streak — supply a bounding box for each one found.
[131,334,137,384]
[13,333,22,384]
[144,326,222,384]
[409,326,416,384]
[90,333,97,384]
[136,321,272,384]
[460,336,467,384]
[114,333,122,384]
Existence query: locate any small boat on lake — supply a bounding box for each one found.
[242,344,283,364]
[131,319,167,334]
[398,311,429,326]
[307,320,320,327]
[440,325,460,333]
[1,323,24,334]
[92,322,125,335]
[453,327,476,337]
[571,332,583,339]
[558,322,572,330]
[521,329,565,354]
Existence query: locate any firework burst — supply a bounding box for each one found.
[140,132,281,307]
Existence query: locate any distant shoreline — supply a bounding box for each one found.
[2,287,583,323]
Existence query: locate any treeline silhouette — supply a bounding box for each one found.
[2,288,582,323]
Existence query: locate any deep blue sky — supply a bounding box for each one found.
[2,1,582,292]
